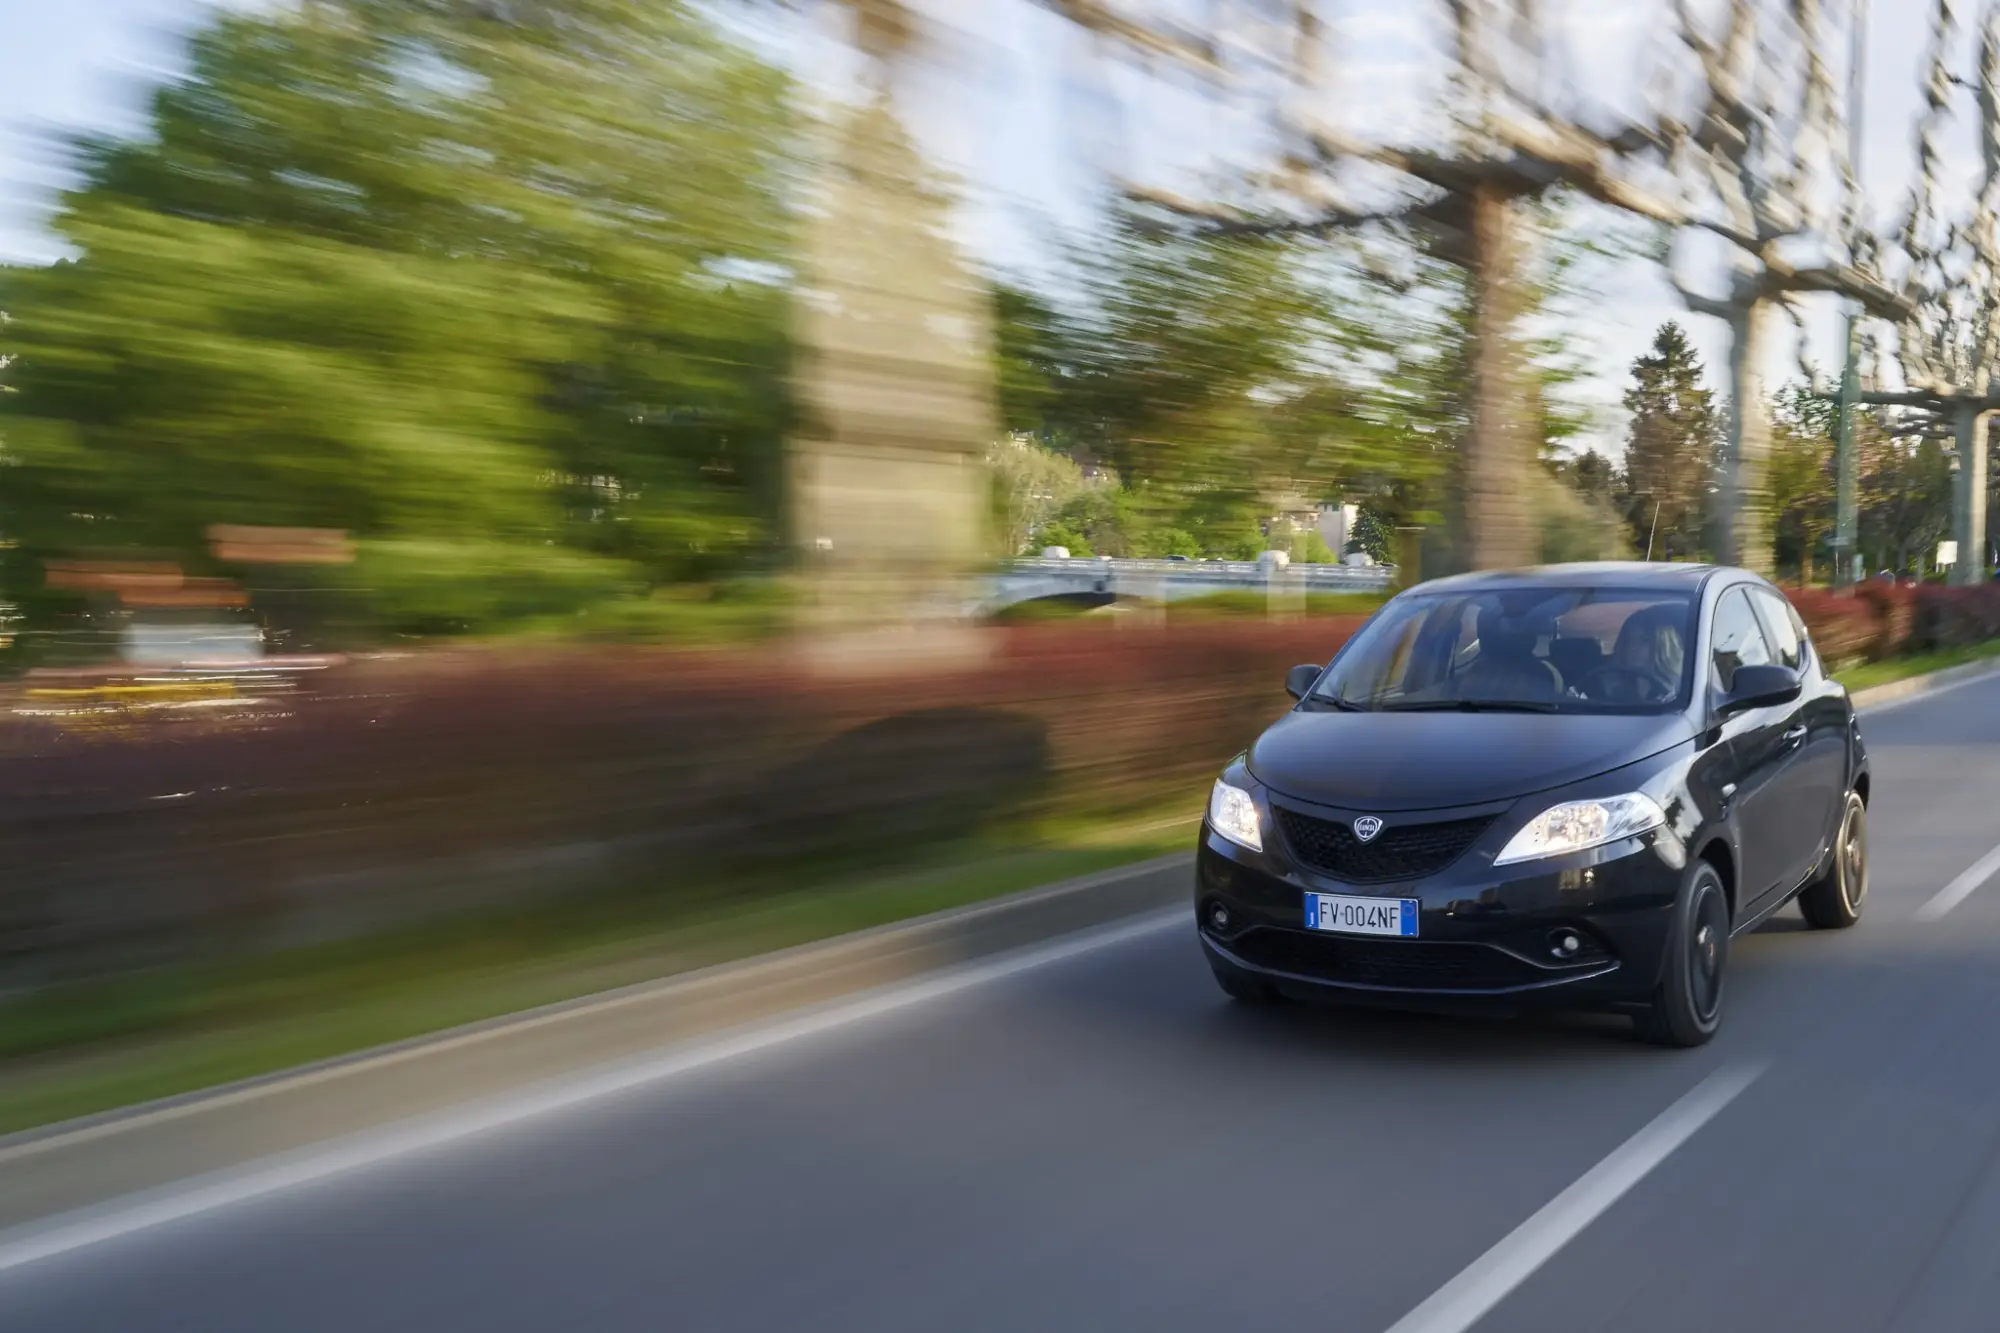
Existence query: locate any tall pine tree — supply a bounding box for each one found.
[1621,323,1722,561]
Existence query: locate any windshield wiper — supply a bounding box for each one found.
[1376,699,1560,714]
[1307,695,1369,712]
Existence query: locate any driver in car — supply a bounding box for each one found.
[1577,605,1686,704]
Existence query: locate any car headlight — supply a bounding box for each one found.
[1494,792,1665,866]
[1208,779,1263,852]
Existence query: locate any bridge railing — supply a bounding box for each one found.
[1004,558,1395,588]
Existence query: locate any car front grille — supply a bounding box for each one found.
[1224,929,1552,992]
[1273,808,1492,884]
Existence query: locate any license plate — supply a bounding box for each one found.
[1305,892,1419,938]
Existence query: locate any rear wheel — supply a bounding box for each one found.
[1798,792,1868,931]
[1634,861,1729,1048]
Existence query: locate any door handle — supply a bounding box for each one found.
[1782,725,1807,746]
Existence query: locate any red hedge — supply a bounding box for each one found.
[0,618,1367,980]
[7,580,1996,984]
[1788,582,2000,662]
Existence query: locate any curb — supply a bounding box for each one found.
[0,851,1195,1234]
[1850,657,2000,712]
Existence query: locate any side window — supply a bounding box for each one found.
[1749,588,1802,670]
[1709,588,1773,691]
[1788,600,1815,668]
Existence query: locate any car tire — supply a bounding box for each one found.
[1634,860,1729,1048]
[1798,792,1867,931]
[1209,959,1281,1005]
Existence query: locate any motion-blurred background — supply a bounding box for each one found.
[3,0,2000,1126]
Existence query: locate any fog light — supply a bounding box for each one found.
[1210,904,1230,931]
[1551,930,1582,959]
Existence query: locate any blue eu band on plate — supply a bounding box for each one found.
[1305,892,1420,938]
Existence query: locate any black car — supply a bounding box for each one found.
[1196,562,1869,1046]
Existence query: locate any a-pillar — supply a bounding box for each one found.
[1953,402,1990,586]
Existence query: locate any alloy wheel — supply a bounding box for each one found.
[1839,797,1869,914]
[1688,878,1728,1026]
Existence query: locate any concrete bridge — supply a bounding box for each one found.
[976,556,1395,615]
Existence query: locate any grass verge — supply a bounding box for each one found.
[1836,638,2000,693]
[0,805,1204,1139]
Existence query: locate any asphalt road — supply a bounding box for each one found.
[7,673,2000,1332]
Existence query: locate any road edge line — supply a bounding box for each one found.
[0,851,1195,1166]
[0,911,1185,1279]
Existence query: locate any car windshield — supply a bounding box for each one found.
[1311,586,1697,714]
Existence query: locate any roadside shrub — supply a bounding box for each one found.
[1854,583,1918,660]
[1786,589,1876,664]
[0,618,1366,981]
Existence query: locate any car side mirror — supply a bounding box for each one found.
[1717,663,1801,716]
[1285,663,1324,701]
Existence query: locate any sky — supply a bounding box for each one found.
[0,0,1953,455]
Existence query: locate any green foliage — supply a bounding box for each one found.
[989,437,1088,556]
[991,216,1442,554]
[1859,423,1953,575]
[1032,521,1092,558]
[1347,505,1392,562]
[993,283,1087,446]
[1139,526,1202,559]
[1768,384,1835,579]
[1535,474,1632,563]
[1290,530,1337,564]
[0,0,794,645]
[1621,322,1722,561]
[1047,488,1134,558]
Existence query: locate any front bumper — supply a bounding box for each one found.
[1195,805,1683,1012]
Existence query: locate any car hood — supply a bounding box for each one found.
[1246,708,1696,812]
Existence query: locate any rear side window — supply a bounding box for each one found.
[1748,588,1802,670]
[1709,588,1773,690]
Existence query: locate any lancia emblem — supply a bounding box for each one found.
[1353,816,1384,843]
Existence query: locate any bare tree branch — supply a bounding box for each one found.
[1035,0,1225,80]
[1671,274,1738,321]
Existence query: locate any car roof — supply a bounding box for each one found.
[1408,561,1731,595]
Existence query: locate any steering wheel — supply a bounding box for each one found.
[1577,664,1673,705]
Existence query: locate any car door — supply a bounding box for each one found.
[1708,586,1816,906]
[1749,586,1847,873]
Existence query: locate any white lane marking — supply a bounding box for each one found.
[1380,1061,1767,1333]
[1915,842,2000,921]
[0,910,1183,1280]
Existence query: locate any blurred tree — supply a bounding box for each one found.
[1767,384,1837,581]
[1621,323,1723,562]
[1860,422,1954,576]
[0,0,794,643]
[1347,505,1391,563]
[1142,527,1203,559]
[1048,487,1136,558]
[1537,479,1633,564]
[1072,2,1692,571]
[1551,450,1623,510]
[1289,530,1336,564]
[988,219,1428,561]
[993,282,1093,448]
[1032,520,1092,558]
[987,436,1087,556]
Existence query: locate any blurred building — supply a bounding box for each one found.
[789,95,995,668]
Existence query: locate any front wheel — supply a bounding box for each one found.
[1634,861,1729,1048]
[1798,792,1868,931]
